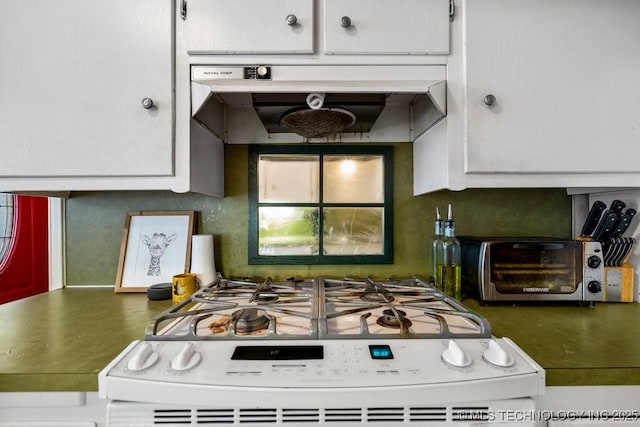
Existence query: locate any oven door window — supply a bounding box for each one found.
[490,242,581,294]
[249,145,393,264]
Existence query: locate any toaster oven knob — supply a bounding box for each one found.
[587,255,602,269]
[442,340,472,368]
[587,280,602,294]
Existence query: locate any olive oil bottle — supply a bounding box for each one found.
[438,204,461,300]
[432,207,444,290]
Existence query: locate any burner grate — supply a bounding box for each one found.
[144,276,491,341]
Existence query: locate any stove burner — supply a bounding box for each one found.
[249,278,279,303]
[360,292,394,303]
[376,309,412,329]
[254,294,279,302]
[233,308,270,334]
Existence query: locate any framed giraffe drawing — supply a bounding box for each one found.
[115,211,196,293]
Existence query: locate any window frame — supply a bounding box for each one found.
[248,145,393,265]
[0,193,16,272]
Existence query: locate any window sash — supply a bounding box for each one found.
[249,145,393,265]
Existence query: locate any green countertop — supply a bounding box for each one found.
[1,288,639,391]
[0,288,171,392]
[465,299,640,386]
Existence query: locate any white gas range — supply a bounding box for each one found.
[99,277,544,426]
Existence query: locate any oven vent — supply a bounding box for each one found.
[367,407,404,422]
[197,408,234,424]
[239,408,277,424]
[325,407,362,423]
[409,407,447,422]
[144,405,489,425]
[154,408,192,424]
[282,408,320,423]
[451,406,490,422]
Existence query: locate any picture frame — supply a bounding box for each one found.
[115,210,196,293]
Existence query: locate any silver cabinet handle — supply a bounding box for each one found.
[141,98,154,109]
[483,94,496,106]
[286,14,297,26]
[340,16,352,28]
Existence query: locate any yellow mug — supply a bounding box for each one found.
[172,273,198,303]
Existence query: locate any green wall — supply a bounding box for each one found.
[65,143,572,285]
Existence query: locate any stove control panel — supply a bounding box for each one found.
[105,338,543,391]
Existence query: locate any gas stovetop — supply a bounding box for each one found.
[146,276,491,340]
[99,276,544,420]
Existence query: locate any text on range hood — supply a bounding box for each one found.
[191,65,446,143]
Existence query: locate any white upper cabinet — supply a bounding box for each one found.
[324,0,450,55]
[184,0,314,54]
[0,0,173,180]
[0,0,223,195]
[414,0,640,194]
[183,0,449,56]
[464,0,640,175]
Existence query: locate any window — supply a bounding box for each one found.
[249,145,393,264]
[0,193,15,271]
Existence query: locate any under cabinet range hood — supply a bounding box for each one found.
[190,65,446,143]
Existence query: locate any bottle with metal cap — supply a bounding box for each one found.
[439,204,461,300]
[431,207,444,290]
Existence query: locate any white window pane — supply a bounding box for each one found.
[258,207,319,255]
[0,193,15,266]
[323,207,384,255]
[258,155,319,203]
[323,155,384,204]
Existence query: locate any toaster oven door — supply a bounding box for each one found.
[487,241,582,300]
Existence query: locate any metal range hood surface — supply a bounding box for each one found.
[252,92,387,136]
[191,65,446,143]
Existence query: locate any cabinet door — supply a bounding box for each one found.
[0,0,173,178]
[324,0,449,55]
[465,0,640,174]
[185,0,314,54]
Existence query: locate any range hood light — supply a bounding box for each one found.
[281,107,356,139]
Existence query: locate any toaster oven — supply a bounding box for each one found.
[460,237,604,304]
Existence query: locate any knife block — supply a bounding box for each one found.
[603,264,634,302]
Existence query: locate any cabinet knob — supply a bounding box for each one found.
[340,16,352,28]
[286,14,297,26]
[141,98,154,109]
[483,94,496,106]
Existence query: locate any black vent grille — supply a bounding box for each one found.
[451,406,490,422]
[410,407,447,422]
[197,408,234,424]
[283,408,320,423]
[154,409,192,424]
[325,407,362,423]
[367,407,404,422]
[239,408,277,424]
[149,405,491,424]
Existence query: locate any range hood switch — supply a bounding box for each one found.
[244,66,271,80]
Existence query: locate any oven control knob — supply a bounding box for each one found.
[127,342,159,372]
[442,340,472,368]
[483,340,514,368]
[587,255,602,269]
[171,342,201,372]
[587,280,602,293]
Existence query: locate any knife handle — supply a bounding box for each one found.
[591,211,618,241]
[611,208,637,238]
[580,200,607,237]
[610,199,627,215]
